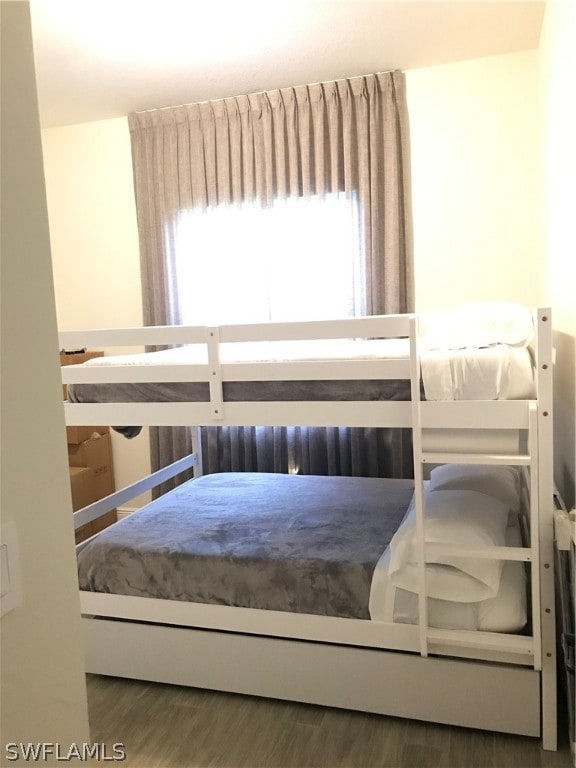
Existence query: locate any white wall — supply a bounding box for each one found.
[0,2,90,752]
[42,119,144,331]
[42,118,151,506]
[539,0,576,509]
[407,50,543,311]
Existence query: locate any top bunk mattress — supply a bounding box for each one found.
[66,338,535,405]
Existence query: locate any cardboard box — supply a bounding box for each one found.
[60,350,104,367]
[60,349,105,400]
[68,432,115,502]
[75,510,117,545]
[61,350,109,441]
[69,466,96,511]
[74,523,92,544]
[68,429,117,544]
[66,425,109,444]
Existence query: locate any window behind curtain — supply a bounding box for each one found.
[129,72,413,490]
[174,193,363,325]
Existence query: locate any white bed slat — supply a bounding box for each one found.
[59,325,208,348]
[425,543,532,562]
[421,400,530,429]
[59,314,411,350]
[61,359,411,384]
[421,452,531,465]
[426,627,534,655]
[63,400,414,428]
[217,314,411,343]
[62,363,213,384]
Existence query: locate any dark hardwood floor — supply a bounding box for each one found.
[85,674,574,768]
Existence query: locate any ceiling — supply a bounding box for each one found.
[30,0,545,129]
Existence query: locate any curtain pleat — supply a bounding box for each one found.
[198,425,411,479]
[129,71,414,492]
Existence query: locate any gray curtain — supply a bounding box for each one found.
[129,71,414,491]
[201,426,413,479]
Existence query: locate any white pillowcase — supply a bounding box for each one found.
[388,489,510,603]
[369,518,527,631]
[428,464,520,512]
[418,302,535,351]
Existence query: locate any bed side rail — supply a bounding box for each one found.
[59,314,412,350]
[73,453,197,534]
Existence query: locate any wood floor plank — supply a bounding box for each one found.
[85,674,574,768]
[400,742,446,768]
[493,733,546,768]
[448,728,496,768]
[309,710,385,767]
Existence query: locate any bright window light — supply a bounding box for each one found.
[174,194,362,326]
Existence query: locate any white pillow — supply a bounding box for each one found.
[428,464,520,512]
[388,489,510,602]
[419,302,534,351]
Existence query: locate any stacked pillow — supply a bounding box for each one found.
[427,464,520,511]
[387,465,521,603]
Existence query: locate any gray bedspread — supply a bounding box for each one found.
[77,472,414,619]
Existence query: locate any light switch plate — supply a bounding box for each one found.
[0,544,9,598]
[0,522,23,617]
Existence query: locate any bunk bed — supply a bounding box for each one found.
[59,305,558,749]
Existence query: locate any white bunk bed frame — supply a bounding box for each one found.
[60,309,557,749]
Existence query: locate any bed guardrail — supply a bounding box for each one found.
[73,452,198,536]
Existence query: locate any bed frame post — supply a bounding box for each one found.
[207,326,224,422]
[535,308,557,750]
[409,315,428,657]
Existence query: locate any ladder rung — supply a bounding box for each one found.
[420,452,531,466]
[427,628,535,655]
[425,543,532,562]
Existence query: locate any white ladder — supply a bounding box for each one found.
[407,310,557,749]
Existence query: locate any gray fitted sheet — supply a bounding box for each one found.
[77,472,414,619]
[69,379,414,437]
[67,339,412,406]
[68,378,412,404]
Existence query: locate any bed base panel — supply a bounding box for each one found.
[82,617,541,738]
[64,399,414,428]
[79,592,536,666]
[64,398,533,431]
